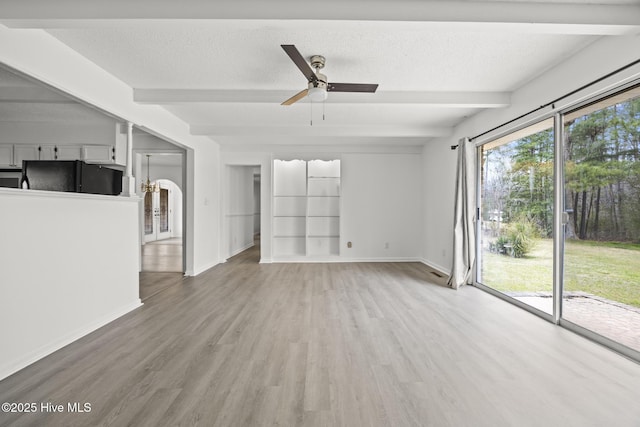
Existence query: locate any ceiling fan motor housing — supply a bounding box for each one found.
[308,71,328,101]
[310,55,326,70]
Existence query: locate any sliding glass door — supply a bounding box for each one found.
[478,84,640,358]
[562,88,640,353]
[479,119,555,315]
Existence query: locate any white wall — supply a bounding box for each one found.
[222,147,423,262]
[341,152,422,261]
[140,161,183,192]
[191,141,221,275]
[421,35,640,274]
[0,188,141,380]
[0,121,116,146]
[170,181,183,238]
[225,165,256,258]
[421,142,457,273]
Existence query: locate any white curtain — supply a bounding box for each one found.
[447,137,476,289]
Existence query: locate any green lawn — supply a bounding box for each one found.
[480,238,640,308]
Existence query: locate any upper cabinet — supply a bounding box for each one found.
[54,146,83,161]
[0,145,15,167]
[13,145,40,166]
[0,144,40,168]
[0,143,118,168]
[83,145,115,164]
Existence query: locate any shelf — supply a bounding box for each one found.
[273,196,307,217]
[273,216,306,237]
[273,158,340,260]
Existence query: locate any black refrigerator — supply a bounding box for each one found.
[22,160,123,196]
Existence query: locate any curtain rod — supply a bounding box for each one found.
[468,57,640,143]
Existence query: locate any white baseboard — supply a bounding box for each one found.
[420,259,450,277]
[228,242,254,258]
[269,256,423,263]
[0,299,142,381]
[340,257,423,263]
[192,260,221,276]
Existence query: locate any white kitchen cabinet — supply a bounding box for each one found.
[0,145,14,167]
[0,144,40,168]
[55,146,83,160]
[83,145,115,163]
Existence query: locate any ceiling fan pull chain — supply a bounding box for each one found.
[310,100,313,126]
[323,101,325,121]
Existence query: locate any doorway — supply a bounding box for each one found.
[225,165,261,261]
[140,176,184,273]
[136,148,186,302]
[144,182,172,243]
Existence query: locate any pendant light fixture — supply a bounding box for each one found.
[141,154,160,193]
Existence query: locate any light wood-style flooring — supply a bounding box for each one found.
[141,237,183,273]
[2,244,640,426]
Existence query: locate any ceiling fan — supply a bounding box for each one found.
[280,44,378,106]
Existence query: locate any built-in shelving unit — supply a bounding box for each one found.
[272,158,341,260]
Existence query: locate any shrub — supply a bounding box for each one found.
[504,217,538,257]
[494,235,510,254]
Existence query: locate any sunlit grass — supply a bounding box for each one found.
[480,238,640,307]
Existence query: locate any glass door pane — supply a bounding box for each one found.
[160,188,169,233]
[479,119,555,314]
[144,191,153,235]
[563,87,640,352]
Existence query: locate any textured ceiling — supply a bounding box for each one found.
[47,22,595,91]
[1,0,639,148]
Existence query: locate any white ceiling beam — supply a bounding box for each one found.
[217,136,430,147]
[134,89,510,108]
[190,124,452,138]
[1,1,639,34]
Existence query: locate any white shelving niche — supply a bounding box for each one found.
[272,158,341,260]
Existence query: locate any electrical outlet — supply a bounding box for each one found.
[347,241,352,248]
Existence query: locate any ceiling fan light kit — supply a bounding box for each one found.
[280,44,378,106]
[308,86,328,102]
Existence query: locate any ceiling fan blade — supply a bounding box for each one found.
[327,83,379,93]
[281,88,309,106]
[281,45,317,83]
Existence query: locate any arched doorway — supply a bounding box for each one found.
[143,179,182,243]
[141,178,183,272]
